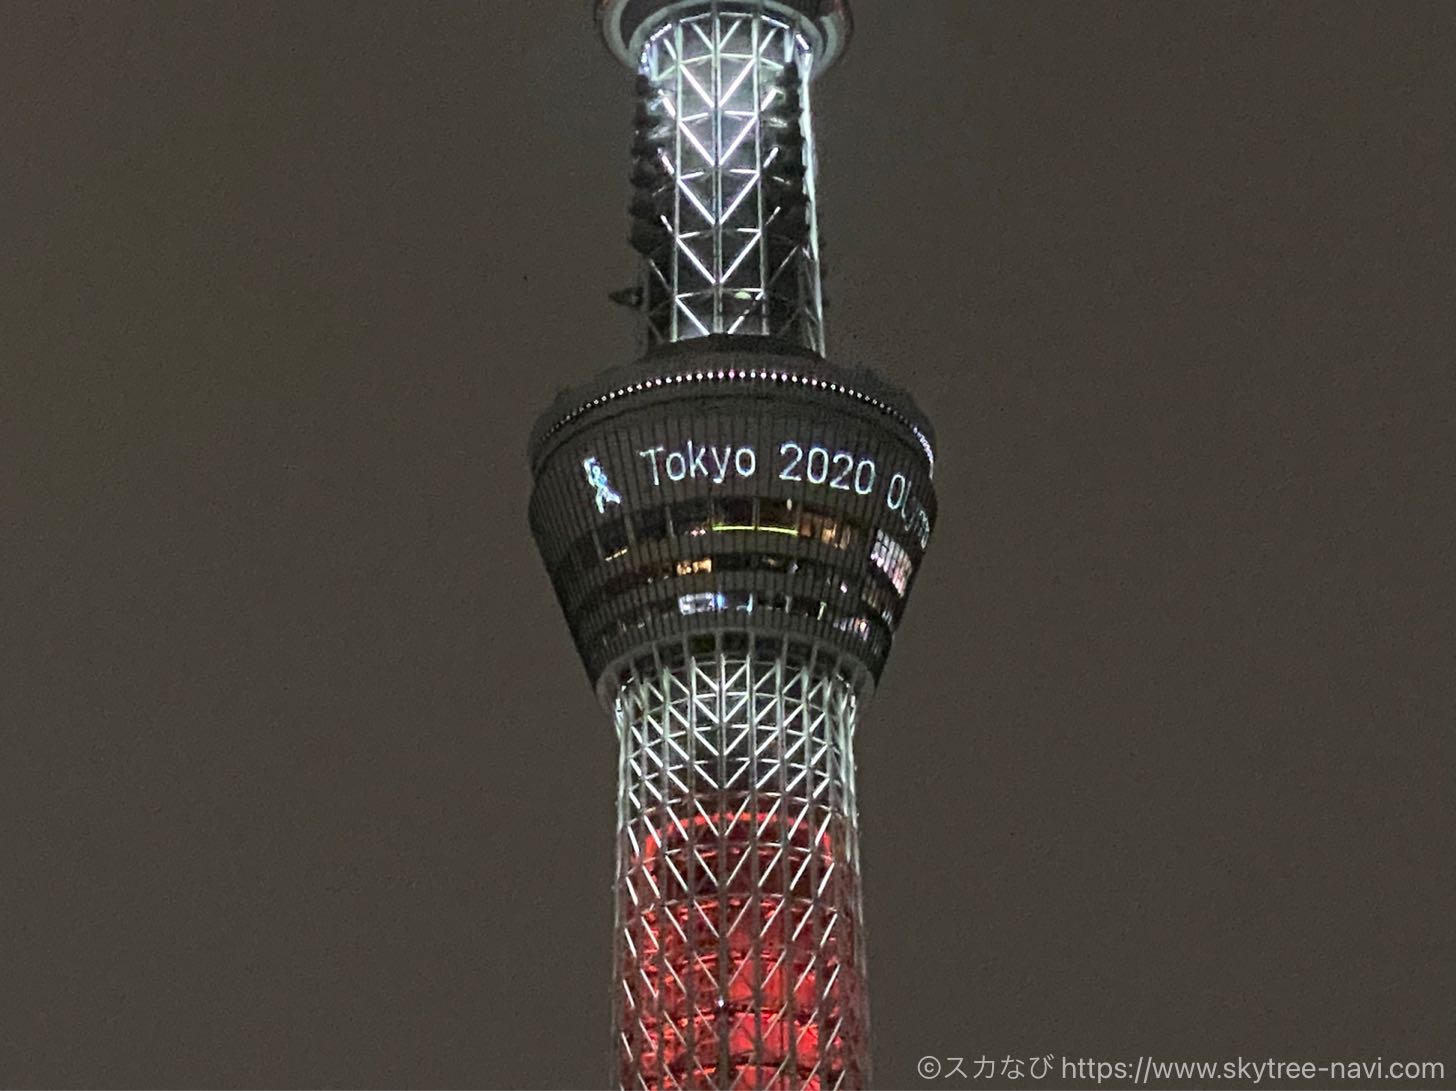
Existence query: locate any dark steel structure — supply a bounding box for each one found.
[528,3,936,1087]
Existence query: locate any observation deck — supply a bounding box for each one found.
[527,337,936,702]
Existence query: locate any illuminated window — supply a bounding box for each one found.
[757,498,798,533]
[676,558,712,576]
[712,496,755,531]
[870,530,912,595]
[799,510,840,546]
[566,499,887,573]
[861,580,897,626]
[679,591,726,615]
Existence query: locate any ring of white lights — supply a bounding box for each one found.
[595,0,853,74]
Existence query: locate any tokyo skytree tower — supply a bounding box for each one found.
[527,3,936,1086]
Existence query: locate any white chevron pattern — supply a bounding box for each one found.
[637,11,826,353]
[612,654,868,1089]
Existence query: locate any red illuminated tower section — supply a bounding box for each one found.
[528,3,935,1087]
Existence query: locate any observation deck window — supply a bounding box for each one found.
[673,498,712,537]
[799,509,849,548]
[636,505,668,541]
[757,498,799,532]
[598,519,629,561]
[870,529,912,595]
[712,496,756,531]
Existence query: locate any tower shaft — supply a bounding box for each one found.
[613,650,868,1088]
[631,9,825,352]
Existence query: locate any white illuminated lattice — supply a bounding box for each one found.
[637,11,825,354]
[611,653,869,1089]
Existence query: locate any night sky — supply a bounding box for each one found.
[5,3,1453,1088]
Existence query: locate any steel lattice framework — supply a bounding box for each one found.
[635,11,825,353]
[613,655,867,1089]
[529,4,934,1088]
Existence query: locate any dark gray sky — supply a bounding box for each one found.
[5,3,1453,1088]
